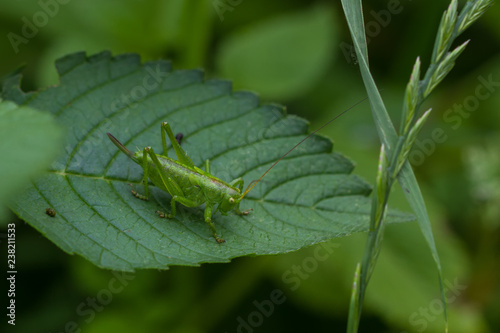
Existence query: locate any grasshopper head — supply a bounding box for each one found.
[219,188,242,214]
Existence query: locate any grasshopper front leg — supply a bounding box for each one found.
[235,206,252,216]
[229,177,252,216]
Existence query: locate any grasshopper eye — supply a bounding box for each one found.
[229,197,235,204]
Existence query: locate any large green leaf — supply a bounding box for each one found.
[4,52,412,270]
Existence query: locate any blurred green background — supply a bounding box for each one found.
[1,0,499,332]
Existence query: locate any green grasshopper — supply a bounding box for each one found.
[107,98,365,243]
[107,122,252,243]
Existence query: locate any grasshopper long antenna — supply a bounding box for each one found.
[107,133,139,163]
[239,96,369,199]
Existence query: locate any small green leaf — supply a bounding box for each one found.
[424,40,469,98]
[0,99,64,223]
[432,0,457,64]
[216,4,337,100]
[457,0,494,34]
[5,52,412,270]
[401,57,421,135]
